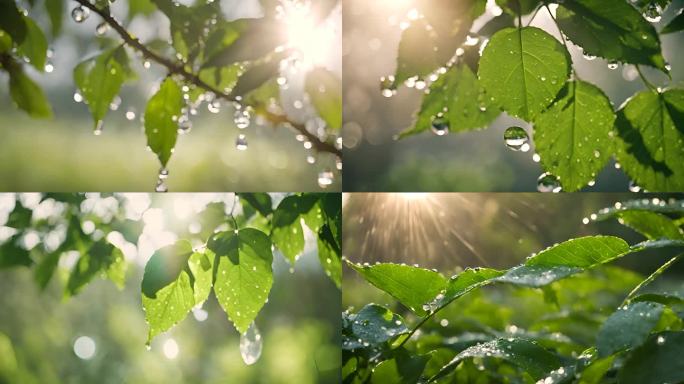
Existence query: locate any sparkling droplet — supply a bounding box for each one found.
[125,108,136,121]
[240,322,262,365]
[608,62,619,70]
[155,179,168,193]
[306,155,316,164]
[71,6,89,23]
[537,173,562,193]
[95,22,109,36]
[380,76,396,98]
[503,126,530,151]
[317,169,334,188]
[657,335,665,345]
[143,60,151,69]
[628,180,641,192]
[73,91,83,103]
[177,116,192,134]
[583,53,596,61]
[431,114,449,136]
[532,153,541,163]
[234,109,251,129]
[94,120,104,136]
[235,134,248,150]
[208,100,221,113]
[643,4,663,22]
[44,60,54,73]
[158,167,169,180]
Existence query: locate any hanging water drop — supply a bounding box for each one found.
[628,180,641,192]
[94,120,104,136]
[430,113,449,136]
[607,62,618,70]
[537,173,562,193]
[71,6,89,23]
[336,156,342,171]
[158,167,169,180]
[317,169,334,188]
[643,4,663,22]
[95,22,109,36]
[306,155,316,164]
[583,52,596,61]
[177,116,192,134]
[125,108,136,121]
[234,109,251,129]
[44,59,54,73]
[155,179,168,193]
[143,60,151,69]
[503,126,530,151]
[74,91,83,103]
[109,95,121,111]
[240,322,263,365]
[208,99,221,113]
[235,134,248,150]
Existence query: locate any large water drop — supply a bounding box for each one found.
[537,173,562,193]
[317,169,334,188]
[240,322,263,365]
[95,22,109,36]
[71,6,89,23]
[235,134,248,150]
[430,114,449,136]
[503,126,530,152]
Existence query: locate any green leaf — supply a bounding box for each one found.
[479,27,570,121]
[270,195,318,265]
[74,47,128,129]
[556,0,667,71]
[6,201,32,228]
[596,301,664,357]
[105,247,127,289]
[428,267,504,310]
[371,350,432,384]
[429,338,561,382]
[578,355,616,384]
[228,52,285,98]
[495,236,631,287]
[662,12,684,34]
[618,331,684,384]
[348,262,447,316]
[144,77,183,166]
[8,65,52,118]
[141,241,210,343]
[342,304,409,350]
[128,0,156,19]
[66,240,118,296]
[615,89,684,191]
[393,18,440,86]
[209,228,273,334]
[305,67,342,131]
[400,64,499,138]
[198,64,243,94]
[496,0,541,15]
[18,16,47,70]
[534,80,616,191]
[318,224,341,288]
[616,211,683,240]
[239,193,273,218]
[0,0,27,43]
[0,235,32,269]
[45,0,65,36]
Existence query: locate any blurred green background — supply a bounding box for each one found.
[343,193,684,309]
[342,0,684,192]
[0,193,341,384]
[0,0,340,191]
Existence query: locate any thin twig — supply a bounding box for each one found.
[72,0,340,156]
[636,65,657,91]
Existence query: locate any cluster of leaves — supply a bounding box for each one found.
[0,0,341,173]
[393,0,684,192]
[0,192,341,344]
[344,198,684,383]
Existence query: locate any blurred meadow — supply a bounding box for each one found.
[342,0,684,192]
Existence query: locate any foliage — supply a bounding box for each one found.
[0,0,342,190]
[344,198,684,383]
[391,0,684,192]
[0,193,341,345]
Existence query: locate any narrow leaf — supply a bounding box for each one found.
[144,77,183,166]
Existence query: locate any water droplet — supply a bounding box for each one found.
[109,95,121,111]
[608,62,619,70]
[665,62,672,71]
[158,167,169,180]
[234,109,251,129]
[306,155,316,164]
[155,179,168,193]
[431,114,449,136]
[177,116,192,133]
[44,60,54,73]
[73,91,83,103]
[657,335,665,345]
[380,76,396,98]
[239,322,262,365]
[94,120,104,136]
[537,173,562,193]
[208,100,221,113]
[143,60,151,69]
[73,336,96,359]
[71,6,89,23]
[593,150,600,158]
[125,108,136,121]
[464,34,480,46]
[643,4,663,22]
[628,180,641,192]
[503,126,530,151]
[583,52,596,61]
[95,22,109,36]
[318,169,334,188]
[235,134,248,150]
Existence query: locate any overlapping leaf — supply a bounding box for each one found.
[144,77,183,166]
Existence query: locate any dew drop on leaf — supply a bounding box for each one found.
[431,114,449,136]
[155,179,168,193]
[94,120,104,136]
[607,62,619,70]
[73,91,83,103]
[628,180,641,192]
[71,6,89,23]
[503,126,530,151]
[379,76,396,98]
[537,173,562,193]
[44,60,54,73]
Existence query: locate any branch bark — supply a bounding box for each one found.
[72,0,341,156]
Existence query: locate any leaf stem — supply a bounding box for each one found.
[623,252,684,305]
[396,312,434,349]
[544,3,579,80]
[636,65,657,91]
[526,5,543,26]
[71,0,340,156]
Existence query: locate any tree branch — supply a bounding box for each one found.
[72,0,341,156]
